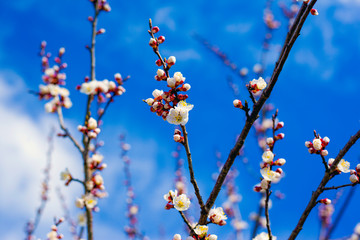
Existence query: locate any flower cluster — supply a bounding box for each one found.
[328,158,350,174]
[164,190,191,211]
[254,120,286,192]
[37,42,72,113]
[248,77,267,94]
[77,117,101,139]
[208,207,227,226]
[145,24,193,125]
[349,164,360,183]
[89,0,111,12]
[264,9,280,30]
[78,74,126,102]
[305,136,330,156]
[46,218,64,240]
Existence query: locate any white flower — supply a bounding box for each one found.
[250,77,267,90]
[94,174,104,186]
[87,117,97,130]
[152,89,163,99]
[173,194,191,211]
[313,138,322,150]
[262,150,274,163]
[145,98,154,106]
[80,81,96,95]
[194,225,208,238]
[231,219,248,231]
[354,223,360,235]
[167,56,176,65]
[84,194,97,209]
[209,207,227,225]
[47,230,58,240]
[253,232,277,240]
[167,77,176,88]
[183,83,191,91]
[328,158,335,166]
[44,97,59,113]
[173,72,185,83]
[60,168,71,181]
[75,198,85,208]
[45,67,56,77]
[337,159,350,173]
[91,153,104,164]
[166,101,194,126]
[260,167,280,182]
[164,190,178,201]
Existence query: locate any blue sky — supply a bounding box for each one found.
[0,0,360,239]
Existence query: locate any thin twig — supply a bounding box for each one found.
[57,107,84,153]
[179,211,195,235]
[265,189,273,240]
[180,125,205,211]
[322,183,358,191]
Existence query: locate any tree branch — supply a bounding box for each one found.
[180,125,205,211]
[288,129,360,240]
[198,0,317,225]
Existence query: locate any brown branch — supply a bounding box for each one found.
[288,129,360,240]
[178,211,195,235]
[180,125,205,211]
[265,189,273,240]
[322,183,358,191]
[198,0,316,225]
[321,155,330,172]
[57,107,84,153]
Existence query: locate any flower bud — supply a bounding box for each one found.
[174,134,181,142]
[274,158,286,166]
[310,8,319,15]
[233,99,243,108]
[152,26,160,33]
[266,137,274,146]
[350,174,359,183]
[167,56,176,66]
[319,198,331,205]
[183,83,191,91]
[97,28,106,35]
[323,136,330,145]
[305,141,312,148]
[320,150,328,156]
[209,235,218,240]
[240,67,248,76]
[149,38,157,48]
[87,118,98,130]
[276,121,284,129]
[155,59,162,66]
[276,133,285,140]
[158,36,165,44]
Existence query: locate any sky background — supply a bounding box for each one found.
[0,0,360,239]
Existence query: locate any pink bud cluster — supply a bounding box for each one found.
[305,136,330,156]
[146,23,193,124]
[349,164,360,183]
[264,9,281,29]
[89,0,111,12]
[46,219,64,240]
[149,25,166,49]
[37,42,72,113]
[77,117,101,139]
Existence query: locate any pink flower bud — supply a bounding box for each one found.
[305,141,312,148]
[274,158,286,166]
[158,36,165,43]
[276,133,285,140]
[266,137,274,146]
[167,56,176,66]
[276,168,283,175]
[310,9,319,16]
[174,134,181,142]
[320,150,328,156]
[149,38,157,48]
[356,164,360,172]
[97,28,106,35]
[276,121,284,129]
[152,26,160,33]
[323,136,330,145]
[350,174,359,183]
[319,198,331,205]
[88,16,94,22]
[155,59,162,66]
[233,99,243,108]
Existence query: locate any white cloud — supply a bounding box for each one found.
[0,71,81,238]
